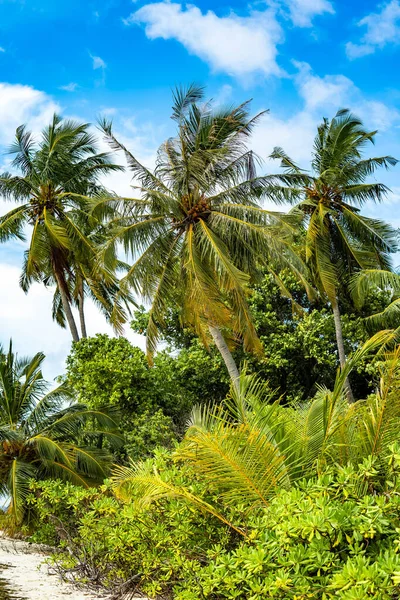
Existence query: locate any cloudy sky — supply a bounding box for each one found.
[1,0,400,379]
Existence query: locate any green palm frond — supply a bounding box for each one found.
[112,460,246,536]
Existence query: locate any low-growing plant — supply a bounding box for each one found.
[27,451,400,599]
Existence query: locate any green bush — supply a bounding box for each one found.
[27,452,400,599]
[65,335,228,460]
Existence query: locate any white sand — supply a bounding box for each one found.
[0,537,111,599]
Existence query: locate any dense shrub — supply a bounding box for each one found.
[27,451,400,600]
[66,335,229,459]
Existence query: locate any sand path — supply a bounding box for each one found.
[0,537,144,600]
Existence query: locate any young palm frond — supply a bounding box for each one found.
[350,269,400,331]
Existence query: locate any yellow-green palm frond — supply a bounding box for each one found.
[111,460,246,537]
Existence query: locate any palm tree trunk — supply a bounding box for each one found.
[332,298,355,403]
[78,281,87,339]
[54,271,80,343]
[208,325,239,392]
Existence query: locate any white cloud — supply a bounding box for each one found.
[0,82,60,143]
[346,0,400,59]
[345,42,375,59]
[283,0,334,27]
[90,54,106,70]
[0,47,5,53]
[250,63,400,175]
[125,2,284,79]
[294,61,355,111]
[60,82,78,92]
[252,110,316,167]
[292,62,400,131]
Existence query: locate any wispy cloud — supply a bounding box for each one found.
[0,47,5,53]
[281,0,334,27]
[90,53,106,70]
[59,82,78,92]
[346,0,400,59]
[125,2,284,79]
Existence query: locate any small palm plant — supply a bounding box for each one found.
[112,329,398,534]
[0,115,125,341]
[270,109,398,401]
[99,85,303,386]
[0,342,119,524]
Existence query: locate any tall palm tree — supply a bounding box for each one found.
[270,109,398,400]
[98,85,302,386]
[0,115,124,342]
[0,342,119,523]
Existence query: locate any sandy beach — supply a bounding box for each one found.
[0,537,110,600]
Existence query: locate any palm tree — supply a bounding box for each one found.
[0,341,119,524]
[99,85,302,386]
[0,115,124,342]
[270,109,398,401]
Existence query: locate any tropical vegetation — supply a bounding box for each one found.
[2,86,400,598]
[0,342,119,524]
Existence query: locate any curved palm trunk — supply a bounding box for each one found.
[332,298,355,403]
[78,281,87,339]
[208,325,239,392]
[54,271,80,343]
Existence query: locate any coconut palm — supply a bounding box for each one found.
[0,341,119,524]
[270,109,398,400]
[98,85,304,385]
[0,115,124,342]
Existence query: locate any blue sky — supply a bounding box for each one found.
[1,0,400,378]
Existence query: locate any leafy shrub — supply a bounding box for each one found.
[66,335,228,460]
[27,451,400,600]
[27,450,233,597]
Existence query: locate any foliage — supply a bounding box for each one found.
[133,270,391,403]
[27,452,232,597]
[0,342,119,524]
[112,330,399,531]
[66,334,229,458]
[27,450,400,599]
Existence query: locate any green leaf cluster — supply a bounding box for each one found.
[27,451,400,599]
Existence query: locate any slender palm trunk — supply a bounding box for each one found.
[208,325,240,392]
[332,298,355,403]
[78,281,87,339]
[54,271,80,343]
